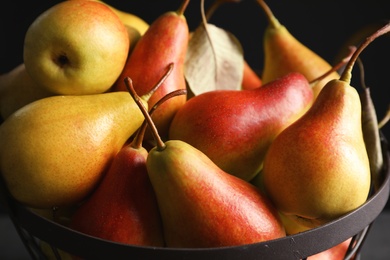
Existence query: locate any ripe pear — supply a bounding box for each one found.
[260,23,390,230]
[256,0,339,98]
[0,91,148,209]
[69,128,164,246]
[147,140,286,248]
[127,84,286,248]
[112,0,190,141]
[169,72,313,181]
[0,63,52,119]
[23,0,130,95]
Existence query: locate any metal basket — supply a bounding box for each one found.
[1,135,389,260]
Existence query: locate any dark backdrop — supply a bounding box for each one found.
[1,1,389,209]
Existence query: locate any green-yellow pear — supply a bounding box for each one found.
[0,91,147,209]
[261,23,390,230]
[23,0,130,95]
[256,0,339,98]
[0,63,52,120]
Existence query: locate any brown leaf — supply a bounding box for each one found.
[184,23,244,96]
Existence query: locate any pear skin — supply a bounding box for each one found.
[262,79,371,228]
[241,60,262,90]
[0,63,52,119]
[112,0,189,141]
[169,72,313,181]
[146,140,286,248]
[257,0,339,98]
[70,142,164,246]
[0,92,147,208]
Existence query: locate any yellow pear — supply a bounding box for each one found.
[256,0,339,98]
[23,0,130,95]
[0,91,147,209]
[0,63,52,120]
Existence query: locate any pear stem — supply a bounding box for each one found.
[308,46,356,87]
[256,0,281,29]
[177,0,190,16]
[140,63,174,102]
[125,77,166,151]
[131,89,187,149]
[340,22,390,84]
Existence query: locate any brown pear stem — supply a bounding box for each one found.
[141,63,174,102]
[340,22,390,84]
[125,77,166,151]
[308,46,356,87]
[256,0,281,29]
[132,89,187,149]
[177,0,190,16]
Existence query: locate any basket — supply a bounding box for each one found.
[1,135,389,260]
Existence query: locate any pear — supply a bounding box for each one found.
[69,121,164,246]
[112,0,190,141]
[0,91,148,209]
[261,23,390,231]
[169,72,313,181]
[0,63,52,119]
[256,0,339,98]
[127,82,286,248]
[23,0,130,95]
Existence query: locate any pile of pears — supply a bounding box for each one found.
[1,0,389,256]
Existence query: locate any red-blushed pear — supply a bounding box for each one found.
[261,23,390,231]
[127,81,286,248]
[112,0,190,141]
[0,91,149,209]
[69,113,164,247]
[0,63,52,119]
[256,0,339,98]
[169,72,313,181]
[23,0,129,95]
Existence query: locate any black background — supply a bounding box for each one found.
[1,0,390,210]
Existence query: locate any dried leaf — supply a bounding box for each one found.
[184,23,244,96]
